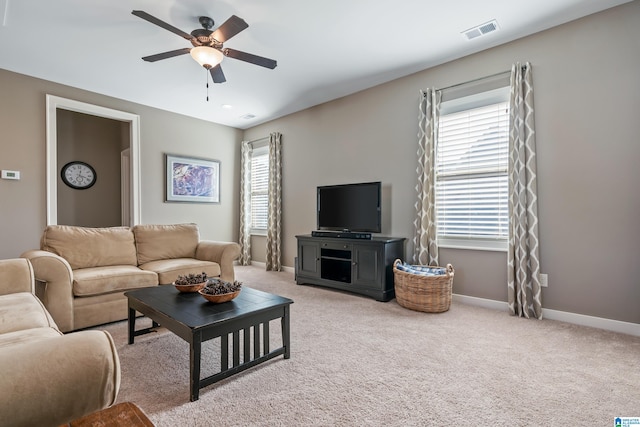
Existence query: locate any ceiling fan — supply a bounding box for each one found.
[132,10,277,84]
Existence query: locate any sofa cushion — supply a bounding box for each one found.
[73,265,158,297]
[0,292,59,334]
[139,258,221,285]
[133,223,200,265]
[0,258,34,295]
[0,330,120,427]
[41,225,138,270]
[0,326,62,349]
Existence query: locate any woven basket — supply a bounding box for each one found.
[173,282,206,293]
[393,259,454,313]
[198,289,240,303]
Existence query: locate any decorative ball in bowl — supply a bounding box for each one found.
[173,272,208,293]
[198,278,242,303]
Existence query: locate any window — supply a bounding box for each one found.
[250,146,269,234]
[435,87,509,251]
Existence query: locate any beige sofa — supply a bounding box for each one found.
[0,258,120,427]
[21,223,240,332]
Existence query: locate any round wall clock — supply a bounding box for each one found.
[60,161,97,189]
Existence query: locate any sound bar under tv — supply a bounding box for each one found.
[311,230,372,240]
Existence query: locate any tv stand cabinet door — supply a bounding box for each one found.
[298,239,320,278]
[352,244,382,287]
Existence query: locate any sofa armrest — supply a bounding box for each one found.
[0,258,34,295]
[21,250,75,332]
[196,241,241,282]
[0,330,120,427]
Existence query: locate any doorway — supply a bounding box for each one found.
[45,95,141,226]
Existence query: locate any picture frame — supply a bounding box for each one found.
[165,154,220,203]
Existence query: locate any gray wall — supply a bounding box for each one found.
[56,110,124,227]
[0,2,637,325]
[0,69,243,258]
[244,2,640,324]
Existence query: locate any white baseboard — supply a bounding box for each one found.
[282,265,295,274]
[453,293,509,312]
[541,307,640,337]
[238,261,295,274]
[453,293,640,337]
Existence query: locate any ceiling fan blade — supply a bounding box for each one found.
[210,15,248,43]
[132,10,196,43]
[224,48,277,69]
[209,64,226,83]
[141,48,192,62]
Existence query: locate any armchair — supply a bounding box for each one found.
[0,258,120,427]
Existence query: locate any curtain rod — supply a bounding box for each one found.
[245,136,269,145]
[434,69,511,93]
[431,63,530,93]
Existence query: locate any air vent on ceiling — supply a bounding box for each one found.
[462,19,499,41]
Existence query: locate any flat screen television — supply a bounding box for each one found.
[317,181,381,233]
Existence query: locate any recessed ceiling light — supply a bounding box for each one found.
[240,114,256,120]
[221,104,233,109]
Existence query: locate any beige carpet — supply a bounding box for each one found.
[102,265,640,426]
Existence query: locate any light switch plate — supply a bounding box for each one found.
[539,273,548,287]
[1,170,20,180]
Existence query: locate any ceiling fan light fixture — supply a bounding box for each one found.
[190,46,224,68]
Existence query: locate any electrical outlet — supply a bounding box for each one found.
[539,273,548,287]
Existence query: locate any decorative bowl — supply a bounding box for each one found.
[173,282,206,293]
[198,289,240,303]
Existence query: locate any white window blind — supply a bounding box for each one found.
[250,149,269,232]
[436,101,509,250]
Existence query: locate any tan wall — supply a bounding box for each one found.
[250,235,267,264]
[0,70,243,258]
[244,3,640,323]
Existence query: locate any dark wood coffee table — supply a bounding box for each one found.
[125,285,293,401]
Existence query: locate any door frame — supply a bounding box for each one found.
[45,95,141,225]
[121,148,131,226]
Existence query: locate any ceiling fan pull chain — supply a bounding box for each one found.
[206,69,210,102]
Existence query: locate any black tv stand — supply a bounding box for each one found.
[295,234,405,301]
[311,230,372,240]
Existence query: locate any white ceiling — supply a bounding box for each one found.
[0,0,631,129]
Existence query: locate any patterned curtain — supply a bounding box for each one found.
[265,132,282,271]
[238,141,252,266]
[413,89,441,266]
[507,62,542,319]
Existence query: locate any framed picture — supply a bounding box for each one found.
[165,154,220,203]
